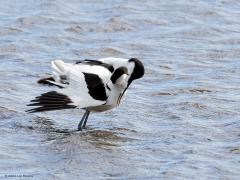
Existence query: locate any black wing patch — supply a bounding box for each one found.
[83,73,107,101]
[76,59,114,73]
[26,91,76,113]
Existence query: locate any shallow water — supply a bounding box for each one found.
[0,0,240,179]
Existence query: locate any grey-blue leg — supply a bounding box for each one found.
[83,110,90,129]
[78,110,88,131]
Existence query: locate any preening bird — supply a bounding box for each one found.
[27,57,145,131]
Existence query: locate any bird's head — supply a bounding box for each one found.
[127,58,145,86]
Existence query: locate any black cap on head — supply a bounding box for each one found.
[128,58,145,85]
[118,58,144,101]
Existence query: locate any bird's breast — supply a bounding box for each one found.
[87,104,115,112]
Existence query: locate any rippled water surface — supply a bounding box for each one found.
[0,0,240,179]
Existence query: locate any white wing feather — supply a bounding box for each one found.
[51,60,111,109]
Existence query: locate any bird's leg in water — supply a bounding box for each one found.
[78,110,88,131]
[83,110,90,129]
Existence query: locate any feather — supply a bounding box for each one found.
[26,91,77,113]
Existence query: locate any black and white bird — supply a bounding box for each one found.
[27,57,144,131]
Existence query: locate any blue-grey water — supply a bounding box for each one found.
[0,0,240,179]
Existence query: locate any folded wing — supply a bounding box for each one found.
[27,60,112,112]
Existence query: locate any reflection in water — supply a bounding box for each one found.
[47,128,134,150]
[12,115,132,150]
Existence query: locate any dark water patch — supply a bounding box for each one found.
[66,17,134,33]
[177,88,213,94]
[15,16,64,28]
[152,92,173,96]
[82,47,125,57]
[0,26,23,36]
[229,148,240,154]
[188,89,212,93]
[65,25,84,33]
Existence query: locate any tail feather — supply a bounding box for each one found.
[30,96,66,102]
[38,77,65,88]
[38,77,55,84]
[26,91,76,113]
[37,59,69,88]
